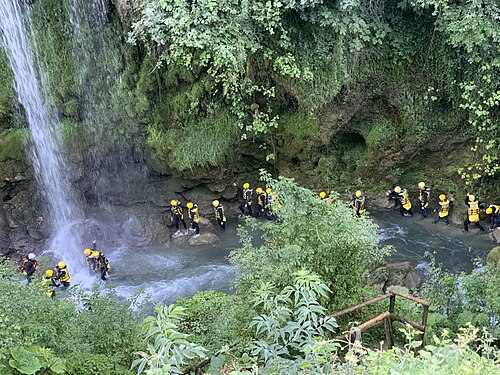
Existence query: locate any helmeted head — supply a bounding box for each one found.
[186,202,194,209]
[28,253,35,260]
[243,183,250,189]
[418,182,425,189]
[58,261,65,269]
[84,249,91,256]
[394,186,402,193]
[469,195,475,202]
[486,207,493,215]
[45,269,53,277]
[355,190,362,198]
[319,191,327,199]
[170,199,178,206]
[212,200,220,207]
[266,188,272,194]
[439,194,446,201]
[256,187,263,194]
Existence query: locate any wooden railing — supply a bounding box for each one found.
[329,289,430,349]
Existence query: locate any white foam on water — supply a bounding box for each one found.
[378,225,408,242]
[113,264,235,305]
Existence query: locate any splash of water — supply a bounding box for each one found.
[0,0,83,269]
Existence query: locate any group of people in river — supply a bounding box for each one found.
[384,182,499,232]
[169,182,277,236]
[169,180,498,240]
[19,240,111,296]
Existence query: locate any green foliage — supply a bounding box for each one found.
[0,129,25,162]
[175,291,253,353]
[0,262,143,374]
[230,172,388,310]
[30,0,79,117]
[0,48,14,125]
[422,258,500,337]
[250,270,338,371]
[280,111,320,139]
[147,110,239,171]
[132,305,207,374]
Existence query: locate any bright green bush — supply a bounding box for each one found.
[0,262,144,374]
[230,172,388,310]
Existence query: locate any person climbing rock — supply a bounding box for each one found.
[464,194,485,232]
[20,253,38,284]
[418,182,431,218]
[41,269,58,298]
[234,182,253,217]
[433,194,451,225]
[394,186,413,217]
[213,200,226,231]
[171,199,188,235]
[187,202,200,237]
[54,262,71,288]
[485,204,500,230]
[353,190,366,217]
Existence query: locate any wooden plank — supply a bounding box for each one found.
[383,315,394,350]
[328,294,391,318]
[391,314,425,331]
[389,289,430,307]
[357,311,391,332]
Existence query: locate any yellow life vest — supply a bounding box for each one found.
[399,190,412,210]
[171,205,183,217]
[355,196,365,214]
[468,201,480,222]
[438,200,450,218]
[243,188,253,204]
[189,207,200,223]
[214,205,226,222]
[418,188,430,208]
[57,266,71,283]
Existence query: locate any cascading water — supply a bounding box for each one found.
[0,0,84,269]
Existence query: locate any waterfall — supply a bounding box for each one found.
[0,0,84,268]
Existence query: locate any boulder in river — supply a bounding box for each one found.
[188,232,219,246]
[489,228,500,244]
[367,261,422,293]
[486,246,500,267]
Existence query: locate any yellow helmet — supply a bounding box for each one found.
[256,187,263,194]
[58,261,65,268]
[84,249,91,256]
[186,202,194,209]
[170,199,177,206]
[266,188,272,194]
[243,183,250,189]
[439,194,446,201]
[45,269,53,277]
[486,207,493,215]
[355,190,362,198]
[469,195,475,202]
[319,191,326,199]
[394,186,402,193]
[418,182,425,189]
[212,200,219,207]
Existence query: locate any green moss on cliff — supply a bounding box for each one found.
[30,0,78,117]
[0,49,14,128]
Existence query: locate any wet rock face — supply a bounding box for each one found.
[368,261,422,293]
[486,246,500,267]
[0,205,9,254]
[489,228,500,244]
[187,232,220,246]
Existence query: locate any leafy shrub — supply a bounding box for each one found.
[230,172,388,310]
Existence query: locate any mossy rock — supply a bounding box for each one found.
[486,246,500,268]
[0,129,29,181]
[0,48,14,127]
